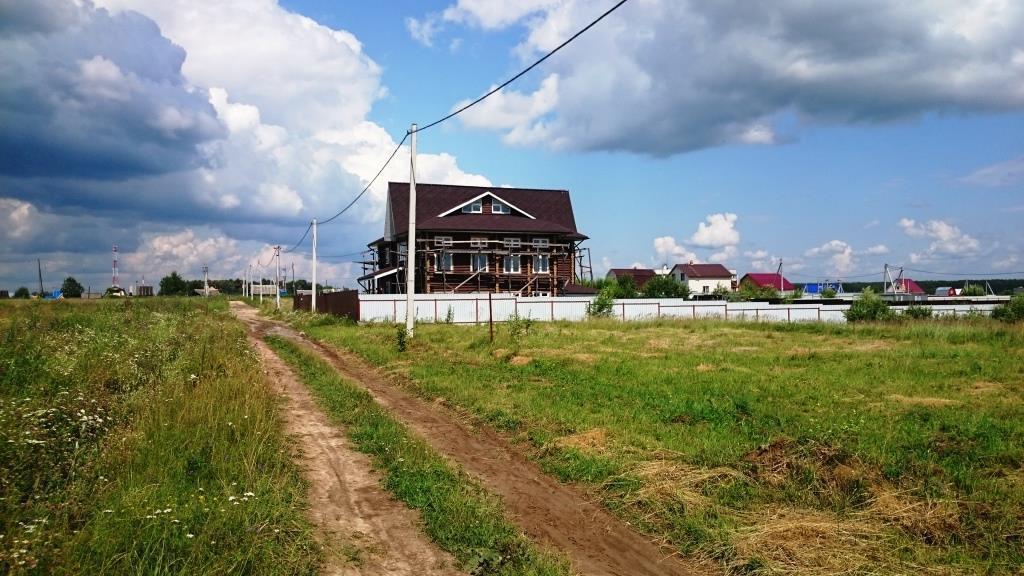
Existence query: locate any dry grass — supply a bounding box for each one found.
[888,394,961,407]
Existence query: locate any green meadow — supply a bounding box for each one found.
[0,299,319,575]
[297,315,1024,575]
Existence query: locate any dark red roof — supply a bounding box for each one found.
[563,283,599,295]
[671,263,732,279]
[896,278,925,294]
[741,273,794,291]
[385,182,586,239]
[606,268,657,288]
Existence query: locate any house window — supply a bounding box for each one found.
[492,201,509,214]
[462,201,483,214]
[532,238,549,249]
[470,253,488,272]
[434,235,453,247]
[470,236,487,248]
[703,285,710,294]
[504,254,521,274]
[535,254,550,274]
[436,252,453,272]
[504,237,521,249]
[398,242,407,263]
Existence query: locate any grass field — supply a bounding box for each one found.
[294,314,1024,574]
[0,298,320,574]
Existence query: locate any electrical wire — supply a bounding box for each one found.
[415,0,632,133]
[904,267,1024,277]
[283,221,312,254]
[321,132,409,225]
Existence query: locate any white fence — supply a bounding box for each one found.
[357,294,1001,324]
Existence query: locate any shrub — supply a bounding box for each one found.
[992,294,1024,322]
[903,304,933,319]
[614,276,639,299]
[961,284,986,297]
[587,286,616,318]
[844,287,896,322]
[506,313,534,348]
[641,275,690,299]
[821,288,838,299]
[395,326,408,352]
[731,280,779,301]
[13,287,30,299]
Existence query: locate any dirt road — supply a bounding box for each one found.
[236,303,461,576]
[233,303,707,576]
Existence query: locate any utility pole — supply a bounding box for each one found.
[776,259,783,292]
[202,265,209,297]
[37,259,44,295]
[274,245,281,310]
[311,218,318,313]
[291,262,295,295]
[405,123,418,337]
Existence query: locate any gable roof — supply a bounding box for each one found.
[437,191,536,219]
[606,268,657,288]
[385,182,586,239]
[741,273,795,291]
[671,263,732,279]
[895,278,925,294]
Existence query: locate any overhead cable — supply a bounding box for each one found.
[414,0,632,133]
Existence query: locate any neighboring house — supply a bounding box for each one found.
[934,286,961,296]
[740,273,795,294]
[670,263,735,295]
[893,278,925,295]
[605,268,657,289]
[361,182,588,295]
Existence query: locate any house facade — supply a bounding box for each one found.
[670,263,735,295]
[359,182,588,295]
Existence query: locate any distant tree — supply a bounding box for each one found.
[13,287,30,299]
[641,275,690,299]
[613,275,639,298]
[732,280,779,301]
[159,271,188,296]
[712,285,731,299]
[61,276,84,298]
[992,294,1024,323]
[961,284,986,297]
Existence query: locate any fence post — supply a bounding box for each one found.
[488,292,494,343]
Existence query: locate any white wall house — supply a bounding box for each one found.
[670,263,735,296]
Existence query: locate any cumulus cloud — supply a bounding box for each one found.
[432,0,1024,155]
[993,254,1020,271]
[864,244,890,255]
[900,218,982,262]
[805,240,856,275]
[690,213,740,248]
[454,74,560,146]
[961,155,1024,187]
[653,236,698,264]
[406,15,441,47]
[0,198,36,240]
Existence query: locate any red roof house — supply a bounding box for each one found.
[894,278,925,295]
[606,268,657,288]
[740,273,794,292]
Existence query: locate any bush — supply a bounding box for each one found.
[844,287,896,322]
[13,287,30,299]
[992,294,1024,322]
[903,304,933,319]
[587,286,616,318]
[641,275,690,299]
[730,280,779,301]
[961,284,986,297]
[821,288,838,299]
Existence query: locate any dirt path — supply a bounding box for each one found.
[237,304,461,576]
[232,303,708,576]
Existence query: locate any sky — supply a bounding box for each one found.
[1,0,1023,294]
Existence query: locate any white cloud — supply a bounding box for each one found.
[805,240,856,275]
[454,74,560,146]
[689,212,739,248]
[0,198,36,240]
[993,254,1019,270]
[900,217,982,262]
[864,244,890,255]
[442,0,560,29]
[433,0,1024,155]
[653,236,699,264]
[406,15,441,47]
[744,249,768,259]
[710,245,738,262]
[961,155,1024,187]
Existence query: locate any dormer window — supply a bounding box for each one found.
[492,201,509,214]
[462,201,482,214]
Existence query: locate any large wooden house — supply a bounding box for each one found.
[359,182,589,295]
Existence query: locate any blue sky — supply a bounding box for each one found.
[1,0,1022,292]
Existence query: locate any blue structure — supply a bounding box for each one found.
[802,281,844,295]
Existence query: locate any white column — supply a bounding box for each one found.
[405,123,417,337]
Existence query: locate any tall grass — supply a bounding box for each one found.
[0,298,319,574]
[298,315,1024,574]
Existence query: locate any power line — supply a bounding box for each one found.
[283,221,312,254]
[904,267,1024,277]
[321,132,409,226]
[415,0,632,133]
